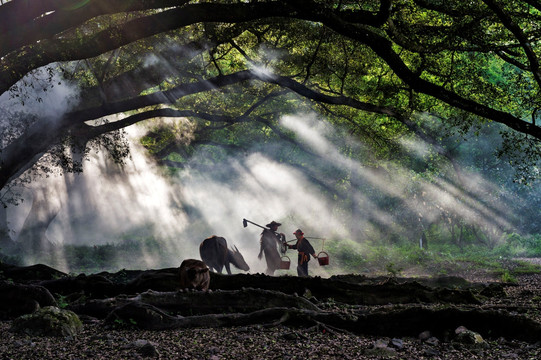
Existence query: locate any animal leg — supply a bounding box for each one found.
[225,262,232,275]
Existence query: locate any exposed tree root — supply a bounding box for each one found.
[3,263,541,343]
[103,298,541,342]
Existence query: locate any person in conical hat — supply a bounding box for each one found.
[258,220,284,275]
[287,229,317,277]
[265,220,281,228]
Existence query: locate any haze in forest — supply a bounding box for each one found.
[2,111,518,275]
[0,64,537,275]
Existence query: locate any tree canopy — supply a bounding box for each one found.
[1,0,541,253]
[0,0,541,268]
[1,0,541,193]
[0,0,541,191]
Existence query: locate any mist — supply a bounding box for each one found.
[3,105,530,274]
[1,67,536,275]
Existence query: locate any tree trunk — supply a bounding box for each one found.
[0,204,16,252]
[17,185,60,261]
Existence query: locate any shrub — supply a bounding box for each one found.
[493,233,541,258]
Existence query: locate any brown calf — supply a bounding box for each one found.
[178,259,210,291]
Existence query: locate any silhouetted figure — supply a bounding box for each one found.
[258,220,285,275]
[287,229,317,277]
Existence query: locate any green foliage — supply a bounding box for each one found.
[510,260,541,275]
[0,251,22,267]
[54,235,177,274]
[325,239,367,272]
[55,293,69,309]
[493,233,541,258]
[385,262,403,278]
[4,1,541,250]
[325,236,541,279]
[501,270,517,284]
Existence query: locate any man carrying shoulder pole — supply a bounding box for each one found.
[287,229,317,277]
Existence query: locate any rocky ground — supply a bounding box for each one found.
[2,260,541,359]
[5,319,540,360]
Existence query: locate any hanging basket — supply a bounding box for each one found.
[317,251,329,266]
[279,256,291,269]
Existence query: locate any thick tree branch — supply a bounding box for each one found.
[0,71,253,189]
[0,0,190,57]
[0,2,294,94]
[299,9,541,140]
[1,0,541,197]
[2,0,540,143]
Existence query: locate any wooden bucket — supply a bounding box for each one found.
[280,256,291,269]
[317,251,329,266]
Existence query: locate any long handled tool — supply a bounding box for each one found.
[242,218,267,229]
[244,218,290,256]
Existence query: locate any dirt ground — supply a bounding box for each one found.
[2,260,541,359]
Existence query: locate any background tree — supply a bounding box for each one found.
[0,0,540,257]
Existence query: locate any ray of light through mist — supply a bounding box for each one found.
[1,67,519,274]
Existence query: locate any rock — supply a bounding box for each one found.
[502,352,520,358]
[424,347,441,357]
[10,306,82,337]
[425,336,440,346]
[124,339,160,358]
[282,332,298,340]
[390,338,404,349]
[138,342,160,357]
[454,326,487,347]
[13,339,34,348]
[303,288,313,299]
[363,339,398,358]
[419,330,432,341]
[374,339,389,348]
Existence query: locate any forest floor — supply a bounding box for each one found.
[2,259,541,360]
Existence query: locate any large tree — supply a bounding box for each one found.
[1,0,540,229]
